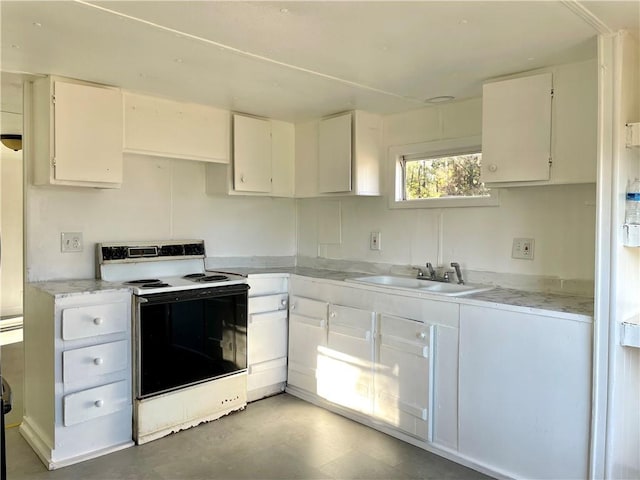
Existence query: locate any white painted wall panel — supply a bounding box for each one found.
[25,155,295,281]
[297,89,596,285]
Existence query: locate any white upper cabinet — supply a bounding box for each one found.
[314,110,382,196]
[481,72,552,183]
[206,115,294,197]
[319,113,352,193]
[123,93,229,163]
[481,60,597,186]
[32,77,123,188]
[233,114,272,193]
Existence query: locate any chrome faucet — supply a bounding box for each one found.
[450,262,464,285]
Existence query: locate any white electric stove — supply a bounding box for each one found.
[96,240,249,444]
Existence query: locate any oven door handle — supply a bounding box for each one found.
[136,297,149,304]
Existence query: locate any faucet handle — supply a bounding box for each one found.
[412,266,425,278]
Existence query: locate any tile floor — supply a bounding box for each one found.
[6,393,493,480]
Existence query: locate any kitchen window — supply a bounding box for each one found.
[389,136,500,209]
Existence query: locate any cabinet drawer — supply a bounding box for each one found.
[248,310,288,364]
[63,340,128,384]
[63,380,130,426]
[329,304,375,336]
[380,314,431,347]
[289,296,328,320]
[248,294,288,314]
[248,276,288,297]
[62,301,128,340]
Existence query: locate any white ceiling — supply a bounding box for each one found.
[1,1,638,123]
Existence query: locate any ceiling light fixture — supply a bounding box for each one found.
[280,8,289,14]
[1,134,23,151]
[33,22,42,27]
[424,95,455,104]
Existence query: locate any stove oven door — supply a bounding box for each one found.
[134,283,249,399]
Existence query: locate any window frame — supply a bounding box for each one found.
[388,136,500,209]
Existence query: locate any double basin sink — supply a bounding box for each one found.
[345,275,494,297]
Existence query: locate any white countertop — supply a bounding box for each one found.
[28,266,594,321]
[211,267,595,321]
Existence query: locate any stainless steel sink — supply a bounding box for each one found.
[345,275,494,296]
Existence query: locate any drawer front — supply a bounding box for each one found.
[248,294,288,314]
[62,301,129,341]
[63,340,128,384]
[248,276,288,297]
[63,380,130,426]
[380,314,431,348]
[329,304,375,333]
[289,295,328,320]
[248,310,288,365]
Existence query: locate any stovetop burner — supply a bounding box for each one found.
[196,275,229,283]
[183,273,206,279]
[125,279,162,284]
[140,282,170,288]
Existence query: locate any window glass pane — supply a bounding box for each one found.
[403,153,489,200]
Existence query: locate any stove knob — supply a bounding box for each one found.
[93,357,103,366]
[94,399,104,408]
[93,317,104,326]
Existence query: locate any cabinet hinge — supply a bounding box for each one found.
[550,88,554,97]
[548,157,553,167]
[51,94,56,104]
[52,157,56,167]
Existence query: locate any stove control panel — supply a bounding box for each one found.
[98,240,205,263]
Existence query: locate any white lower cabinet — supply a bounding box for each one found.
[318,304,376,414]
[458,305,592,479]
[375,314,433,441]
[286,275,591,479]
[246,275,289,402]
[287,275,459,447]
[20,286,133,470]
[287,296,328,395]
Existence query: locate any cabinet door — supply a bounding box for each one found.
[233,114,272,192]
[123,93,229,163]
[318,304,375,414]
[375,314,433,440]
[481,72,552,183]
[458,305,591,479]
[318,113,352,193]
[287,296,328,394]
[248,310,288,365]
[53,81,123,184]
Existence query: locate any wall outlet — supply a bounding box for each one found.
[370,231,381,251]
[512,238,534,260]
[61,232,83,252]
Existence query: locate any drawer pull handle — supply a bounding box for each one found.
[94,399,104,408]
[281,299,287,307]
[93,357,103,366]
[93,317,104,326]
[416,332,426,339]
[291,304,296,310]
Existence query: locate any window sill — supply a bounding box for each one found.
[389,191,500,209]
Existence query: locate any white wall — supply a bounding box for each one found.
[297,60,598,291]
[25,155,296,281]
[1,115,24,316]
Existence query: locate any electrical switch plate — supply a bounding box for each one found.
[512,238,534,260]
[370,231,381,251]
[61,232,83,252]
